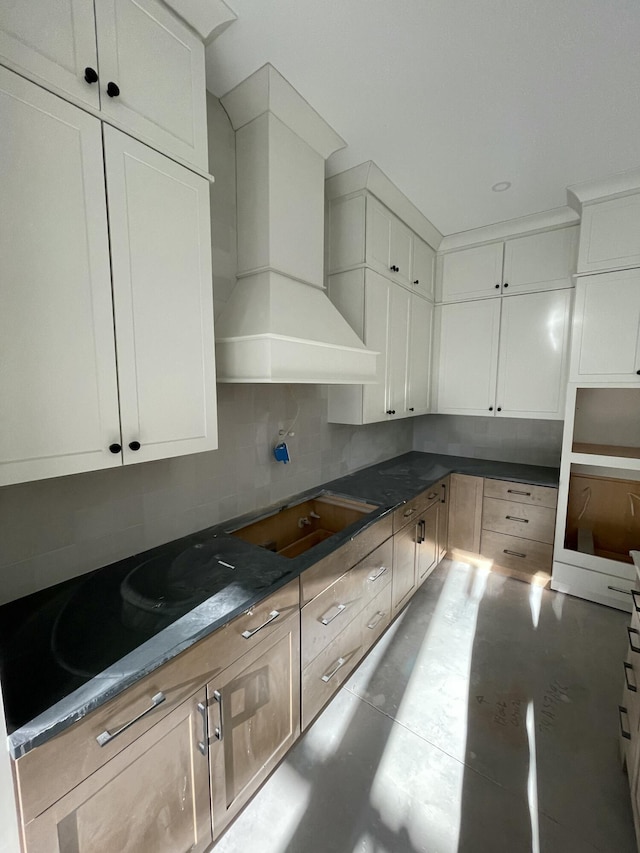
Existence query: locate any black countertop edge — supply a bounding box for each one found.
[7,452,559,758]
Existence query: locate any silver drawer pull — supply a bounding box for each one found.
[242,609,280,638]
[619,705,632,740]
[96,692,166,747]
[624,662,638,693]
[321,603,346,625]
[321,657,347,683]
[369,566,388,582]
[628,627,640,654]
[504,549,526,558]
[403,507,417,517]
[607,585,633,596]
[505,515,528,523]
[197,701,208,755]
[507,489,531,496]
[367,611,386,630]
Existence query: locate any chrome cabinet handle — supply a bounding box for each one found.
[321,657,347,683]
[505,515,528,523]
[619,705,632,740]
[242,609,280,638]
[504,549,526,558]
[212,689,223,741]
[624,662,637,693]
[628,627,640,653]
[197,701,208,755]
[632,590,640,613]
[367,611,386,630]
[321,603,346,625]
[507,489,531,496]
[403,507,416,518]
[368,566,387,582]
[96,692,166,747]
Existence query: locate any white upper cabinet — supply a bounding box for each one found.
[570,270,640,382]
[434,299,501,415]
[406,294,433,415]
[104,127,217,464]
[387,285,410,414]
[496,289,572,419]
[0,0,207,169]
[0,67,121,486]
[578,195,640,274]
[502,227,578,295]
[0,0,99,108]
[411,237,435,300]
[437,242,504,302]
[365,196,412,286]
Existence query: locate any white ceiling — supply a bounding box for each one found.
[205,0,640,236]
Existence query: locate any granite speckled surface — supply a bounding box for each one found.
[4,452,558,759]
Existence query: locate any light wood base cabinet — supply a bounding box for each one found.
[23,689,212,853]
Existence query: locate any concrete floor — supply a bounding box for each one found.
[211,559,637,853]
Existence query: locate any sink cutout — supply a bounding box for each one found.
[230,493,377,558]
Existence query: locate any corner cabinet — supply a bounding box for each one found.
[0,68,217,486]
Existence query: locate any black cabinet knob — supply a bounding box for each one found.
[503,282,509,289]
[129,441,141,451]
[109,443,122,454]
[84,67,98,84]
[409,407,414,412]
[489,406,494,411]
[107,81,120,97]
[636,370,640,375]
[386,409,396,415]
[413,280,419,285]
[497,407,502,412]
[495,284,500,289]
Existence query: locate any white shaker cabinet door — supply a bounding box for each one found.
[389,216,413,287]
[387,285,410,416]
[437,242,504,302]
[411,237,435,300]
[0,68,121,486]
[104,126,217,464]
[365,196,393,276]
[570,270,640,382]
[405,295,433,415]
[362,271,392,423]
[95,0,207,170]
[434,299,501,416]
[578,196,640,274]
[496,289,572,419]
[502,227,578,296]
[0,0,99,108]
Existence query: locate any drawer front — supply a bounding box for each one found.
[551,560,635,612]
[393,480,443,534]
[482,497,556,544]
[15,579,300,823]
[360,580,393,654]
[301,538,392,669]
[483,478,557,509]
[480,530,552,576]
[300,514,392,605]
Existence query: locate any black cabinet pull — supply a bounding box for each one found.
[497,407,502,412]
[629,626,640,653]
[619,705,632,740]
[624,662,637,693]
[495,283,500,289]
[413,279,419,285]
[636,370,640,375]
[489,406,493,411]
[109,443,122,454]
[632,590,640,613]
[386,409,396,415]
[408,407,414,412]
[503,282,509,288]
[390,265,400,273]
[107,81,120,97]
[129,441,141,451]
[84,67,98,84]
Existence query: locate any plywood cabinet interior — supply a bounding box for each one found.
[0,0,208,168]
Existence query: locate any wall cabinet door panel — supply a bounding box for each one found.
[412,237,435,299]
[496,289,571,419]
[0,67,121,486]
[0,0,99,108]
[435,299,501,416]
[387,285,410,415]
[390,216,412,286]
[578,196,640,274]
[502,227,577,296]
[104,126,217,464]
[438,243,504,302]
[366,196,393,273]
[405,295,433,415]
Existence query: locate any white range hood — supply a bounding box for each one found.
[215,64,378,384]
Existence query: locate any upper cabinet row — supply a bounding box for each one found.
[327,193,436,300]
[437,226,579,302]
[0,0,208,170]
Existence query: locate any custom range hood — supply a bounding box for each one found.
[215,65,377,383]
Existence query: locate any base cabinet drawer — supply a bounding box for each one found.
[551,560,635,612]
[483,478,557,509]
[482,496,555,543]
[480,529,552,577]
[23,690,212,853]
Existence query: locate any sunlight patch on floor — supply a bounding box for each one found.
[526,700,541,853]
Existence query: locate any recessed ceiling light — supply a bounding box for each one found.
[492,181,512,192]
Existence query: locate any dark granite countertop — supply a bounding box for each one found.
[3,452,558,758]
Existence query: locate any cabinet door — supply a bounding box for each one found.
[502,227,578,295]
[434,299,501,416]
[416,502,439,584]
[362,270,392,423]
[0,0,99,108]
[405,294,433,415]
[412,236,436,299]
[390,215,413,286]
[496,289,572,419]
[95,0,207,169]
[387,285,410,417]
[365,196,393,273]
[570,270,640,382]
[448,474,483,554]
[578,196,640,274]
[24,690,212,853]
[392,523,417,613]
[104,126,218,464]
[0,67,121,487]
[438,242,504,302]
[208,613,300,836]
